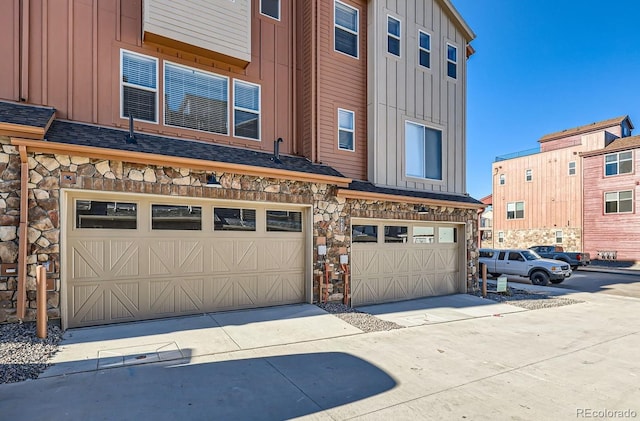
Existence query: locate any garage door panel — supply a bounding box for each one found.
[352,249,379,276]
[263,273,306,303]
[110,281,141,320]
[262,240,305,270]
[72,243,104,279]
[211,240,259,273]
[178,241,205,274]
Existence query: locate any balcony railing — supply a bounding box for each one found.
[495,147,539,162]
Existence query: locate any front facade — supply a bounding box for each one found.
[491,116,636,259]
[0,0,482,328]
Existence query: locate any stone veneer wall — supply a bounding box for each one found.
[0,137,480,323]
[496,228,583,252]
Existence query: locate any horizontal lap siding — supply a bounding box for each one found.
[583,151,640,260]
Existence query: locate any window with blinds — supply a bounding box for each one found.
[121,50,158,122]
[164,62,229,135]
[233,80,260,140]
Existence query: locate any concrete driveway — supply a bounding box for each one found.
[1,290,639,420]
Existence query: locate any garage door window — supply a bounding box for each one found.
[384,226,407,243]
[438,227,457,243]
[352,225,378,243]
[266,210,302,232]
[151,205,202,230]
[413,226,434,243]
[75,200,137,229]
[214,208,256,231]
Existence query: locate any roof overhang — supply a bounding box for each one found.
[336,188,485,210]
[11,137,352,187]
[437,0,476,41]
[0,115,55,140]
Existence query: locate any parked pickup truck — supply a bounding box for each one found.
[528,245,590,271]
[479,248,572,286]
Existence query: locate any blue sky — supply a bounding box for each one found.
[454,0,640,200]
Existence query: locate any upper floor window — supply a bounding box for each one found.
[405,121,442,180]
[605,190,633,214]
[121,50,157,123]
[622,121,631,137]
[507,201,524,220]
[387,16,401,56]
[498,231,504,243]
[260,0,280,20]
[164,62,228,135]
[499,174,505,185]
[233,80,261,140]
[338,108,355,151]
[418,31,431,68]
[568,161,576,176]
[334,1,359,58]
[446,44,458,79]
[605,151,633,176]
[525,169,532,182]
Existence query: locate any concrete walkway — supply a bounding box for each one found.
[1,290,639,420]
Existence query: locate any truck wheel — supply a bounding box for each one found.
[550,279,564,284]
[530,271,549,286]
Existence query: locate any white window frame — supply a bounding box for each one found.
[418,30,431,69]
[506,201,525,220]
[555,230,563,244]
[334,0,359,59]
[498,231,504,243]
[604,190,634,214]
[568,161,576,176]
[605,151,633,177]
[233,79,261,141]
[525,169,532,182]
[163,60,230,136]
[499,174,505,185]
[260,0,280,21]
[405,120,443,181]
[120,49,159,124]
[387,15,401,57]
[337,108,355,152]
[446,43,458,79]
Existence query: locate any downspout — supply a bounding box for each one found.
[20,0,30,101]
[16,145,29,319]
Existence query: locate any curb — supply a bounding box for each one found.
[578,266,640,276]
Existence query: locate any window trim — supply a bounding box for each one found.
[446,43,458,80]
[404,120,444,182]
[120,49,159,124]
[604,190,634,214]
[506,201,525,220]
[337,108,355,152]
[568,161,576,176]
[387,15,401,57]
[498,231,504,243]
[260,0,280,21]
[233,79,261,141]
[163,60,230,137]
[334,0,359,59]
[604,151,633,177]
[525,169,532,182]
[418,30,431,69]
[499,174,505,185]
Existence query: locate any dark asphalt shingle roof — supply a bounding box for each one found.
[346,180,483,205]
[0,101,55,128]
[45,120,346,178]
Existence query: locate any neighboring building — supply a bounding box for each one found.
[478,194,493,248]
[581,136,640,260]
[491,115,635,259]
[0,0,482,328]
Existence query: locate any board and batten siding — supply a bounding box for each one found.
[143,0,251,64]
[583,149,640,260]
[367,0,469,194]
[0,0,298,156]
[492,146,583,239]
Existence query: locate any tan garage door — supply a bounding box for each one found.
[64,192,307,328]
[351,220,461,306]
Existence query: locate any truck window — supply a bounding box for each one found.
[522,250,541,260]
[508,252,524,261]
[498,251,506,260]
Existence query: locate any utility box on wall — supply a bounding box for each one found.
[0,263,18,276]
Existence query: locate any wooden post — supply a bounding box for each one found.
[36,265,47,339]
[481,262,487,298]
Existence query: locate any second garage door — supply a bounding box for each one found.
[351,220,462,306]
[64,192,308,328]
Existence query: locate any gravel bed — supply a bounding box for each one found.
[470,286,584,310]
[0,322,63,384]
[316,302,404,333]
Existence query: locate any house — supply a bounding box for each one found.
[491,115,635,259]
[581,136,640,260]
[0,0,482,329]
[478,194,493,248]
